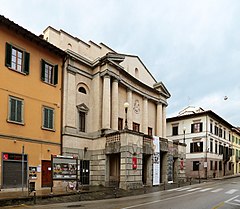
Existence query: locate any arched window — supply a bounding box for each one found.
[135,68,139,78]
[78,87,87,94]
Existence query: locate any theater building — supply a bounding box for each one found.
[43,27,171,189]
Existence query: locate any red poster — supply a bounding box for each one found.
[132,157,137,169]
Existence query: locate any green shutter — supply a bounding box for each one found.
[54,65,58,85]
[23,51,30,75]
[5,43,12,67]
[41,59,45,81]
[49,109,53,129]
[16,100,22,122]
[10,98,16,121]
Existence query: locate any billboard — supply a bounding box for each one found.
[52,155,78,180]
[153,136,160,185]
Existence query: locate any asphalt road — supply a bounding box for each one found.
[3,177,240,209]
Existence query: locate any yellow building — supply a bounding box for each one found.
[0,15,65,190]
[231,128,240,175]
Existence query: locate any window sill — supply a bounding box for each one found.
[42,81,57,87]
[7,67,28,76]
[41,127,56,132]
[7,119,25,126]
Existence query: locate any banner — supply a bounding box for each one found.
[153,136,160,185]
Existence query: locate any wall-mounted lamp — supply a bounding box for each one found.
[124,102,129,129]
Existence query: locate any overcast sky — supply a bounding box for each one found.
[1,0,240,126]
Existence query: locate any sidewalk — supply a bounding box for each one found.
[0,175,239,207]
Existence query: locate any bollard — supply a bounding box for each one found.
[33,191,36,204]
[178,180,180,187]
[163,182,166,190]
[189,178,192,185]
[114,187,117,198]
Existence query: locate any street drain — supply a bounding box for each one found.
[67,204,83,208]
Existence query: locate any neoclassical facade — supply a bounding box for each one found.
[43,27,170,189]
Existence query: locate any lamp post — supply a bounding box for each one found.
[183,127,186,144]
[124,102,129,129]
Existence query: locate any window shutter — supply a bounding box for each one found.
[5,43,12,67]
[54,65,58,85]
[16,100,22,122]
[49,109,53,129]
[10,98,16,121]
[190,143,193,153]
[23,51,30,75]
[43,108,48,128]
[191,124,194,133]
[41,59,45,81]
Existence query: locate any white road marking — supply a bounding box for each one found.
[187,187,201,192]
[225,195,240,206]
[199,188,212,192]
[211,188,223,193]
[225,189,238,194]
[234,199,240,203]
[121,190,200,209]
[175,187,191,191]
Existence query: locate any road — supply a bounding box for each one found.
[3,177,240,209]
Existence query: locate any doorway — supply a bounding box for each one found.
[42,160,52,187]
[142,154,151,185]
[109,153,120,187]
[79,160,90,185]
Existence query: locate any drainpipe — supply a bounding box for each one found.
[60,54,68,155]
[205,114,208,179]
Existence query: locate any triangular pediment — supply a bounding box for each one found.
[153,82,171,99]
[76,103,89,112]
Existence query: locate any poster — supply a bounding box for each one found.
[153,136,160,186]
[52,155,78,180]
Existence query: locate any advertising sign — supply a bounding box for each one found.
[153,136,160,185]
[52,155,78,180]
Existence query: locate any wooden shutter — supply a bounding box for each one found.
[54,65,58,85]
[5,43,12,67]
[16,100,22,122]
[23,52,30,75]
[191,124,194,133]
[41,59,46,81]
[10,98,16,121]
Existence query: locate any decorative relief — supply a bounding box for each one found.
[133,100,140,114]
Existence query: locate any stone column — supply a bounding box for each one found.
[102,74,111,129]
[156,103,162,137]
[142,97,148,134]
[112,79,119,130]
[162,105,167,138]
[127,89,133,130]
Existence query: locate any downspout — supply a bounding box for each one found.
[60,54,68,155]
[205,114,208,179]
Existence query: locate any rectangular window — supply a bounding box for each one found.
[214,125,219,136]
[133,122,140,132]
[229,162,232,170]
[191,123,203,133]
[210,140,213,153]
[219,161,222,170]
[215,141,218,154]
[219,128,222,138]
[41,59,58,85]
[43,107,54,130]
[79,111,86,132]
[210,161,213,170]
[8,96,23,123]
[190,142,203,153]
[215,161,217,171]
[148,127,153,136]
[219,143,223,155]
[223,129,226,139]
[172,126,178,136]
[210,123,213,133]
[5,43,30,74]
[193,161,200,171]
[118,118,123,130]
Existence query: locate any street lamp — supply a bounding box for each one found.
[124,102,129,129]
[183,127,186,144]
